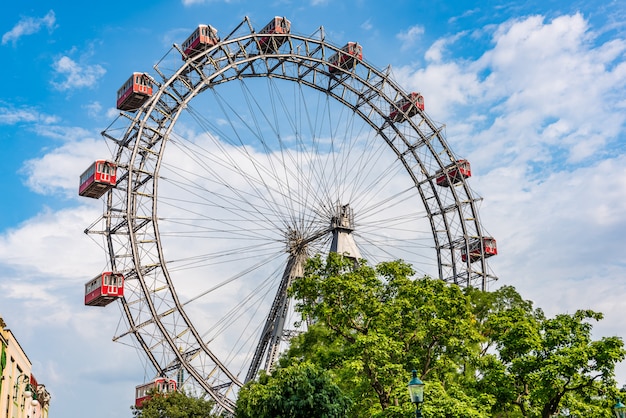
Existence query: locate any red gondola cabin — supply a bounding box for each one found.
[329,42,362,73]
[84,272,124,307]
[258,16,291,53]
[390,92,424,122]
[79,160,117,198]
[436,159,471,187]
[116,73,153,111]
[135,378,177,408]
[181,24,219,59]
[461,237,498,263]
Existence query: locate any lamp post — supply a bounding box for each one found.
[29,384,39,407]
[13,374,31,401]
[12,372,39,415]
[614,398,626,418]
[408,370,425,418]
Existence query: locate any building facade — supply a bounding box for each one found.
[0,317,50,418]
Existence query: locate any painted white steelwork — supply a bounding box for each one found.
[86,16,497,414]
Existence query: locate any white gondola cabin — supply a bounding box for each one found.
[181,24,219,59]
[79,160,117,198]
[328,42,362,73]
[435,159,471,187]
[135,378,177,408]
[84,272,124,307]
[116,72,153,111]
[390,92,424,122]
[258,16,291,53]
[461,237,498,263]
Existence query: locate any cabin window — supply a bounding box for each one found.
[85,279,99,293]
[98,162,111,175]
[80,164,96,184]
[104,274,120,286]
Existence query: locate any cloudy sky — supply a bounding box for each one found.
[1,1,625,417]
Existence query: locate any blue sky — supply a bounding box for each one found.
[1,1,625,417]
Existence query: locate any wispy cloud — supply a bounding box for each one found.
[448,8,479,25]
[0,104,59,125]
[51,56,106,91]
[2,10,56,46]
[83,102,103,119]
[424,33,464,63]
[396,24,425,51]
[396,13,626,164]
[181,0,235,5]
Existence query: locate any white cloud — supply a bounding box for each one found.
[181,0,234,5]
[0,104,59,125]
[424,32,465,63]
[51,56,106,91]
[83,102,103,119]
[106,107,121,119]
[361,19,373,31]
[0,206,103,280]
[396,24,425,51]
[1,10,56,46]
[448,8,479,25]
[396,13,626,168]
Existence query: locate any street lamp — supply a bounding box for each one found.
[12,373,38,410]
[408,370,425,418]
[13,374,31,401]
[29,385,39,407]
[614,398,626,418]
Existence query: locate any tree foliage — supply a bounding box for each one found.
[131,390,217,418]
[235,361,350,418]
[468,286,626,417]
[287,253,491,417]
[278,253,625,418]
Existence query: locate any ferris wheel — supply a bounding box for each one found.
[83,16,497,414]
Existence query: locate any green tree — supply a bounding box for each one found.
[235,361,351,418]
[469,287,626,417]
[286,255,625,417]
[131,390,216,418]
[287,253,491,417]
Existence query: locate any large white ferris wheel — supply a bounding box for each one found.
[82,16,497,414]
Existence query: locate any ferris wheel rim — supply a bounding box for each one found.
[96,16,495,413]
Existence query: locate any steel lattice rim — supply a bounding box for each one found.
[89,17,496,413]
